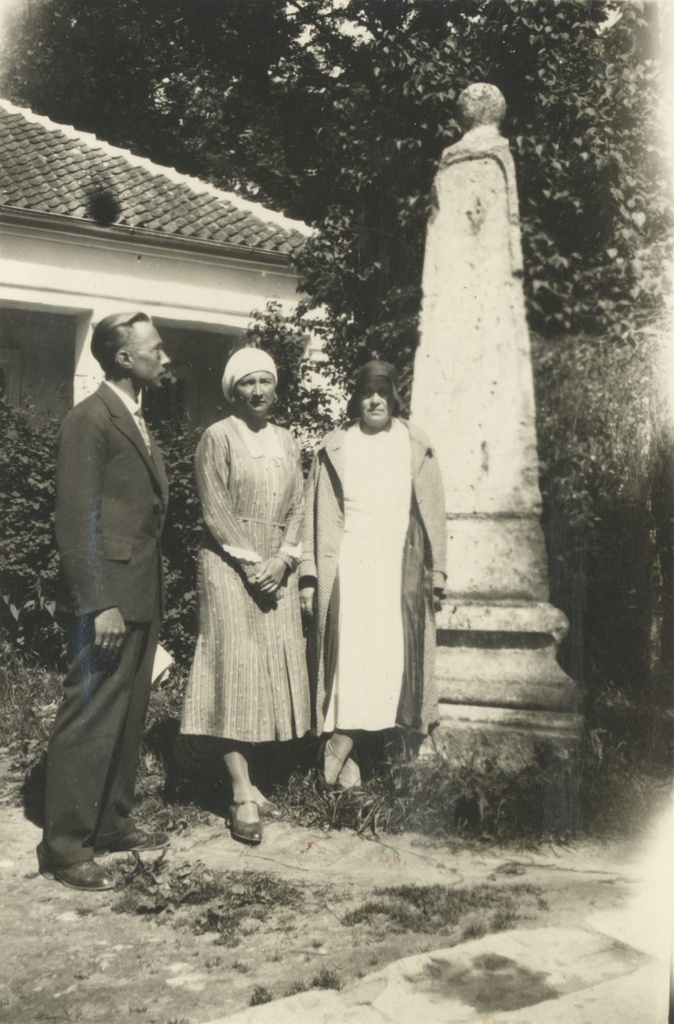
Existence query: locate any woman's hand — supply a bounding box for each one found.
[299,586,315,619]
[251,556,287,596]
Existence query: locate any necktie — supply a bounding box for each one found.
[134,408,153,455]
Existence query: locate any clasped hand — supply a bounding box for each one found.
[250,556,287,598]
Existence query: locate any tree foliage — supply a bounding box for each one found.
[1,2,672,720]
[1,0,668,379]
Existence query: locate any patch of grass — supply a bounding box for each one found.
[284,980,308,997]
[580,726,673,839]
[491,906,518,931]
[461,920,487,941]
[249,985,273,1006]
[0,643,60,750]
[342,881,542,939]
[311,967,342,991]
[273,767,406,836]
[112,855,304,948]
[232,960,251,974]
[274,739,586,845]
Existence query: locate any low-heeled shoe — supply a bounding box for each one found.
[229,802,262,845]
[96,828,170,854]
[37,846,114,891]
[256,799,281,820]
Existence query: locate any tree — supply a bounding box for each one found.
[2,2,672,721]
[2,1,667,379]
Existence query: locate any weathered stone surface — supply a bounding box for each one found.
[412,112,538,518]
[424,703,583,773]
[343,928,650,1024]
[411,83,579,759]
[434,646,577,711]
[445,515,549,600]
[456,82,507,130]
[438,600,569,640]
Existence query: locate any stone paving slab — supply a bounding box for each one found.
[341,927,650,1022]
[210,927,666,1024]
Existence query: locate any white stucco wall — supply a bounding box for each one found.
[0,214,303,411]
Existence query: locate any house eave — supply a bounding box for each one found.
[0,205,304,272]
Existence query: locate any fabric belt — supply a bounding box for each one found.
[237,515,284,528]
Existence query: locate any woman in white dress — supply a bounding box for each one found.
[180,348,310,843]
[300,361,447,789]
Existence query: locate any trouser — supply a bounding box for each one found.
[40,607,160,867]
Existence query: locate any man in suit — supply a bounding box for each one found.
[37,312,171,891]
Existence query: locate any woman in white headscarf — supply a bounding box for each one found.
[180,347,310,845]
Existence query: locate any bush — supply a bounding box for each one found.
[0,401,64,665]
[0,303,338,669]
[533,318,674,761]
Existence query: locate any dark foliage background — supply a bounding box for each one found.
[1,1,672,762]
[0,305,336,668]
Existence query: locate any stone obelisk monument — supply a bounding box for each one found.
[411,83,581,767]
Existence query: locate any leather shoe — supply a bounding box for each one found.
[228,801,262,845]
[256,798,281,820]
[96,828,170,854]
[37,847,114,891]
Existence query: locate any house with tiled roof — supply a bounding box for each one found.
[0,99,312,426]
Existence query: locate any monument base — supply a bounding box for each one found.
[424,600,582,771]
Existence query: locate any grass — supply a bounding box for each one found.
[249,969,341,1006]
[2,638,672,846]
[272,742,584,846]
[311,967,343,990]
[341,881,541,938]
[112,854,304,947]
[249,985,273,1006]
[0,642,61,749]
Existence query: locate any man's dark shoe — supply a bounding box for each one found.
[37,848,114,892]
[96,828,170,854]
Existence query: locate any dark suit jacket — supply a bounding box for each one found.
[55,383,169,622]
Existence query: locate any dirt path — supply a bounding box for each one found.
[0,754,654,1024]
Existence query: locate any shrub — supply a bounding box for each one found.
[0,401,64,664]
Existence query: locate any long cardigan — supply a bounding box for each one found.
[300,419,447,734]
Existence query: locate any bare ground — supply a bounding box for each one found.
[0,750,659,1024]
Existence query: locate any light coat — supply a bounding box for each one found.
[300,420,447,734]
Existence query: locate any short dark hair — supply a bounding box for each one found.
[91,312,151,374]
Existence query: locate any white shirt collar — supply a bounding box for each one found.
[103,379,142,417]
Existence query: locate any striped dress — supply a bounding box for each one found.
[181,416,310,742]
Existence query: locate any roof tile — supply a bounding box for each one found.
[0,100,309,256]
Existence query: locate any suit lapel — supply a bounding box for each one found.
[95,385,167,500]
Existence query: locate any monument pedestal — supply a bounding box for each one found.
[426,599,581,770]
[411,84,581,774]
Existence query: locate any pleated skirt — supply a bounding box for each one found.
[181,540,310,743]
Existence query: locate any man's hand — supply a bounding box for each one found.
[93,607,126,664]
[251,557,286,596]
[299,586,315,619]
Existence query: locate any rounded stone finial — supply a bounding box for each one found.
[457,83,506,131]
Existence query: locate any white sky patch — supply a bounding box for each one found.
[0,0,20,29]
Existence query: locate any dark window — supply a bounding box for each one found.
[144,376,186,428]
